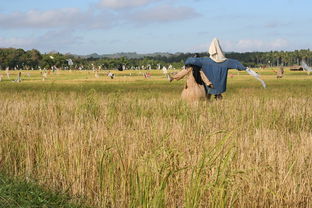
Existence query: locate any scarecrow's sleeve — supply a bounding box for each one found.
[200,71,212,86]
[185,58,202,68]
[227,59,247,71]
[171,67,192,80]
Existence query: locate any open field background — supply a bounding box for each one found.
[0,68,311,207]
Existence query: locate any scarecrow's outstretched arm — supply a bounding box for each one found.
[171,67,192,81]
[246,68,266,88]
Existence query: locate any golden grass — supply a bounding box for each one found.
[0,69,311,207]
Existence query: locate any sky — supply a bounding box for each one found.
[0,0,312,55]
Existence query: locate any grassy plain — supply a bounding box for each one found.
[0,68,311,207]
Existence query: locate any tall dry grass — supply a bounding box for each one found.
[0,78,311,207]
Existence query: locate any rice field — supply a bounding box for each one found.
[0,68,311,207]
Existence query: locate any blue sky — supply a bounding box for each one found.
[0,0,311,55]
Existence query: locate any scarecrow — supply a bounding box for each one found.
[185,38,265,100]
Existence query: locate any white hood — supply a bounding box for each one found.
[209,38,227,63]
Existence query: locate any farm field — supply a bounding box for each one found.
[0,68,311,207]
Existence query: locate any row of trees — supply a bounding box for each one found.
[0,48,72,69]
[225,50,312,67]
[0,48,174,70]
[1,48,312,70]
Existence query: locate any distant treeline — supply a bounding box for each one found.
[1,48,312,70]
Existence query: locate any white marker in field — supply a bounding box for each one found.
[6,67,10,78]
[67,59,73,66]
[162,66,168,74]
[301,61,312,75]
[42,71,48,81]
[95,71,99,78]
[15,72,22,83]
[157,64,161,70]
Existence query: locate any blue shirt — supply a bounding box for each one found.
[185,57,246,94]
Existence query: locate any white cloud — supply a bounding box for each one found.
[270,39,289,48]
[98,0,156,9]
[0,0,202,53]
[264,21,291,29]
[0,30,83,53]
[190,39,290,53]
[0,9,115,29]
[0,1,198,30]
[0,37,34,48]
[188,42,210,52]
[222,39,289,52]
[127,5,200,24]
